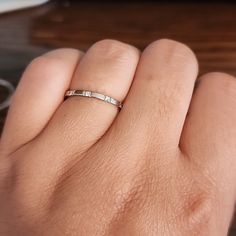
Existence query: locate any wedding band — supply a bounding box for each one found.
[65,90,123,109]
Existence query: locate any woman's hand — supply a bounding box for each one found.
[0,39,235,236]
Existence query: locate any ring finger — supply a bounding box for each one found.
[35,39,140,158]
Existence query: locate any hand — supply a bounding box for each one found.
[0,39,235,236]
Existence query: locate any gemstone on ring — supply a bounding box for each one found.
[65,90,123,109]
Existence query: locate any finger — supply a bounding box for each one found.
[0,49,82,155]
[39,39,140,156]
[105,39,198,157]
[7,40,139,197]
[180,72,236,194]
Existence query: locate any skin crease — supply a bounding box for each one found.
[0,39,236,236]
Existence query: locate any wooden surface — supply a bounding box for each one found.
[0,1,235,235]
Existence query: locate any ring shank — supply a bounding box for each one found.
[65,90,123,109]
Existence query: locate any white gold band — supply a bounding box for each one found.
[65,90,123,109]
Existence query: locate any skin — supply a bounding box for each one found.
[0,39,235,236]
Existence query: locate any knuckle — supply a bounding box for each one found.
[90,39,139,63]
[26,56,47,70]
[25,54,68,75]
[198,72,236,97]
[145,38,198,68]
[183,190,213,221]
[44,48,81,57]
[181,193,214,235]
[148,38,194,56]
[177,175,216,235]
[199,72,236,86]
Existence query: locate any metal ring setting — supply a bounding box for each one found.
[65,90,123,109]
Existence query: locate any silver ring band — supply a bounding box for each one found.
[65,90,123,109]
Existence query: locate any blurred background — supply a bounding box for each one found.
[0,1,236,234]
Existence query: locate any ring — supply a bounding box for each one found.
[65,90,123,109]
